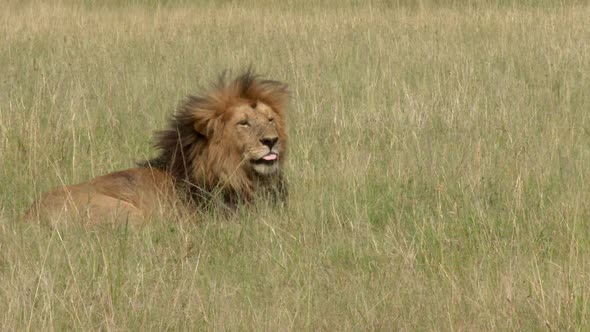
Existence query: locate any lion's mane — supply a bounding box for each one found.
[142,71,289,206]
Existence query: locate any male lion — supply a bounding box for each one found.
[25,71,289,225]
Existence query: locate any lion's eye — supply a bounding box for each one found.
[268,117,274,122]
[238,120,250,127]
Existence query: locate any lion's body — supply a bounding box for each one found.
[24,168,179,224]
[24,71,289,225]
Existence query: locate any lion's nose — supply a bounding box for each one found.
[260,136,279,148]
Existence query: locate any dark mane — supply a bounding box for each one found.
[139,70,289,205]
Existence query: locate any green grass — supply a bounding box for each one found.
[2,1,590,330]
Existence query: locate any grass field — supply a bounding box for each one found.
[1,1,590,330]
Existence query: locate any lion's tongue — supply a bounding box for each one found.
[262,153,277,161]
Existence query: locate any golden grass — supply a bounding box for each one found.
[1,2,590,330]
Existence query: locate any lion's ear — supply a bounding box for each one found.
[192,108,217,138]
[193,117,212,137]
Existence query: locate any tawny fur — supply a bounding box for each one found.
[24,71,289,225]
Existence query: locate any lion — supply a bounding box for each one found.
[24,71,289,225]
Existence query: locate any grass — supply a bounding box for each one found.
[1,1,590,330]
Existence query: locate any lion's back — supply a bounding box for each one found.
[24,168,177,225]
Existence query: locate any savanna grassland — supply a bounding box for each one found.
[1,1,590,330]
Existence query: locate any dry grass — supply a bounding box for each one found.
[1,1,590,330]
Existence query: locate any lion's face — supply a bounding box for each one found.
[226,101,285,176]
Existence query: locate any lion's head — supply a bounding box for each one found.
[143,71,289,205]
